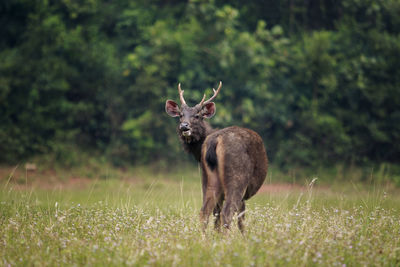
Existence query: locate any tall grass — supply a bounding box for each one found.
[1,171,400,266]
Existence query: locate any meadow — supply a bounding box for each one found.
[1,165,400,266]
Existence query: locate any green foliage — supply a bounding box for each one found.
[1,0,399,171]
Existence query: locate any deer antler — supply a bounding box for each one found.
[199,81,222,106]
[178,83,187,106]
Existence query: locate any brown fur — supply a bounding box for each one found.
[201,127,268,231]
[166,84,268,232]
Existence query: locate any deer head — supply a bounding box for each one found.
[165,81,222,144]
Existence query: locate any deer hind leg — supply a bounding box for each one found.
[213,195,224,231]
[221,191,244,231]
[237,201,245,233]
[199,170,222,232]
[220,168,250,232]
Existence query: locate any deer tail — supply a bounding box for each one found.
[205,138,218,171]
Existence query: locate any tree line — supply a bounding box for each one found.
[1,0,399,168]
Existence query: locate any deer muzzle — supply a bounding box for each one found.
[179,122,192,137]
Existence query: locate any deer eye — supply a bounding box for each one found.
[195,114,200,119]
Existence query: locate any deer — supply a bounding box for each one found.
[165,81,268,232]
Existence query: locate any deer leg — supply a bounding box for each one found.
[199,170,222,232]
[237,201,246,233]
[199,199,213,231]
[200,187,222,231]
[213,195,224,231]
[221,193,243,230]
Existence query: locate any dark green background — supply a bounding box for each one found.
[1,0,399,169]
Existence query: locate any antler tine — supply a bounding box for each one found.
[178,83,187,106]
[203,81,222,105]
[198,93,207,106]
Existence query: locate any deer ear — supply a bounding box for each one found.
[165,100,180,117]
[202,102,216,118]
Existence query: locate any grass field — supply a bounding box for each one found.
[1,165,400,266]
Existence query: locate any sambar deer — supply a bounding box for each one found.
[165,81,268,232]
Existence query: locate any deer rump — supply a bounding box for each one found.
[203,126,267,200]
[201,126,268,220]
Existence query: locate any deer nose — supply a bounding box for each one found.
[179,122,190,131]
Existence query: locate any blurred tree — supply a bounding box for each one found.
[0,0,399,170]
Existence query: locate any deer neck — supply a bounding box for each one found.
[180,122,215,162]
